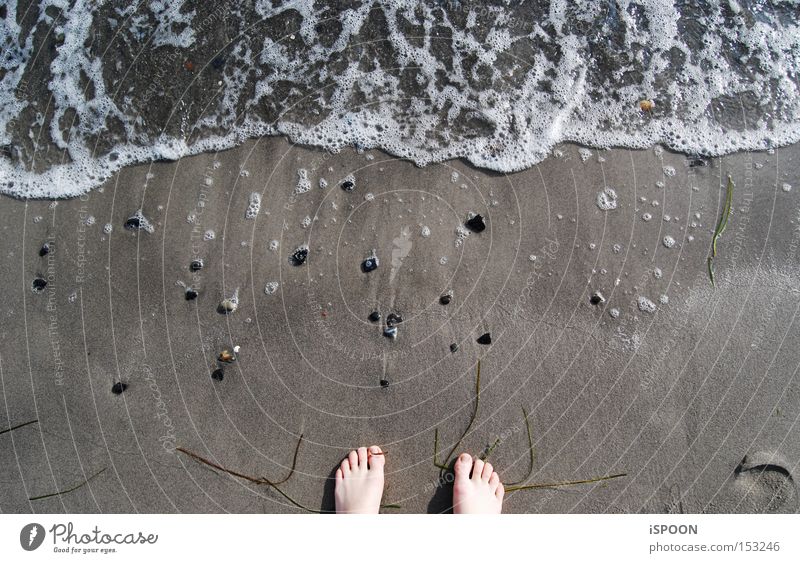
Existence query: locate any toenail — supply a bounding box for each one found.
[460,454,470,462]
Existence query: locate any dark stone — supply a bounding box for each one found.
[340,180,355,192]
[590,291,605,305]
[383,326,398,339]
[362,256,379,272]
[380,379,390,388]
[190,259,203,271]
[386,313,403,327]
[31,278,47,293]
[124,216,141,230]
[440,293,452,305]
[368,311,381,323]
[477,332,492,345]
[688,156,708,167]
[465,214,486,232]
[185,288,198,300]
[211,368,224,381]
[289,246,309,266]
[39,243,51,257]
[111,382,128,395]
[450,343,459,353]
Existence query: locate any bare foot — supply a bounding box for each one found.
[335,446,385,514]
[452,453,504,514]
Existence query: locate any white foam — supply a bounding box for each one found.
[2,1,799,199]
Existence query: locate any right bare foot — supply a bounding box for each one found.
[452,453,504,514]
[334,446,385,514]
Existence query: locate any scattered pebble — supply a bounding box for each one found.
[465,214,486,233]
[653,268,663,279]
[185,288,198,300]
[319,178,328,189]
[340,175,355,192]
[39,243,51,257]
[368,311,381,323]
[264,281,279,295]
[386,313,403,326]
[450,343,459,353]
[383,326,398,339]
[609,308,620,318]
[662,235,676,248]
[204,229,215,241]
[380,379,390,388]
[663,166,676,177]
[219,292,238,314]
[218,350,235,363]
[440,292,452,305]
[211,368,224,381]
[421,226,431,238]
[111,382,128,395]
[32,278,47,293]
[642,213,652,221]
[289,245,309,266]
[476,333,492,345]
[590,291,605,305]
[84,215,95,226]
[269,240,279,251]
[451,171,460,183]
[362,250,379,273]
[301,215,312,228]
[190,259,204,271]
[103,223,113,234]
[124,210,155,233]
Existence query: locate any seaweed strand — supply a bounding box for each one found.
[0,419,38,435]
[708,175,734,286]
[29,468,107,501]
[506,407,535,486]
[505,472,627,492]
[435,361,481,470]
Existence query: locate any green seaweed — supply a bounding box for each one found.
[434,361,482,470]
[432,365,625,495]
[178,435,401,513]
[0,419,38,435]
[708,175,734,286]
[29,467,107,501]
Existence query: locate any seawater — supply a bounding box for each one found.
[1,0,799,198]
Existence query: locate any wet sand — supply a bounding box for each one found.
[1,138,798,513]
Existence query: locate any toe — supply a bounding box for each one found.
[495,482,505,500]
[336,468,344,482]
[481,462,493,481]
[489,472,500,491]
[357,446,368,468]
[471,458,485,481]
[348,450,359,470]
[367,445,385,471]
[454,453,472,483]
[340,457,351,474]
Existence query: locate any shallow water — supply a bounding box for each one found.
[1,0,799,198]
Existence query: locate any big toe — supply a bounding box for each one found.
[368,446,385,471]
[454,453,473,483]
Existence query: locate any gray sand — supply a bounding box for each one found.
[1,138,798,513]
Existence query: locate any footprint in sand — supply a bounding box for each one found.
[723,452,798,513]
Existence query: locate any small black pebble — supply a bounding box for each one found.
[368,311,381,323]
[211,368,224,381]
[190,259,203,271]
[465,214,486,233]
[289,246,309,266]
[590,291,605,305]
[111,382,128,395]
[477,332,492,345]
[32,278,47,293]
[380,379,390,388]
[124,216,141,230]
[340,180,355,192]
[383,326,398,339]
[39,242,51,257]
[386,313,403,326]
[362,257,378,272]
[440,294,452,305]
[185,288,198,300]
[450,343,459,353]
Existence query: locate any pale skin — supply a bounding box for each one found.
[334,446,504,514]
